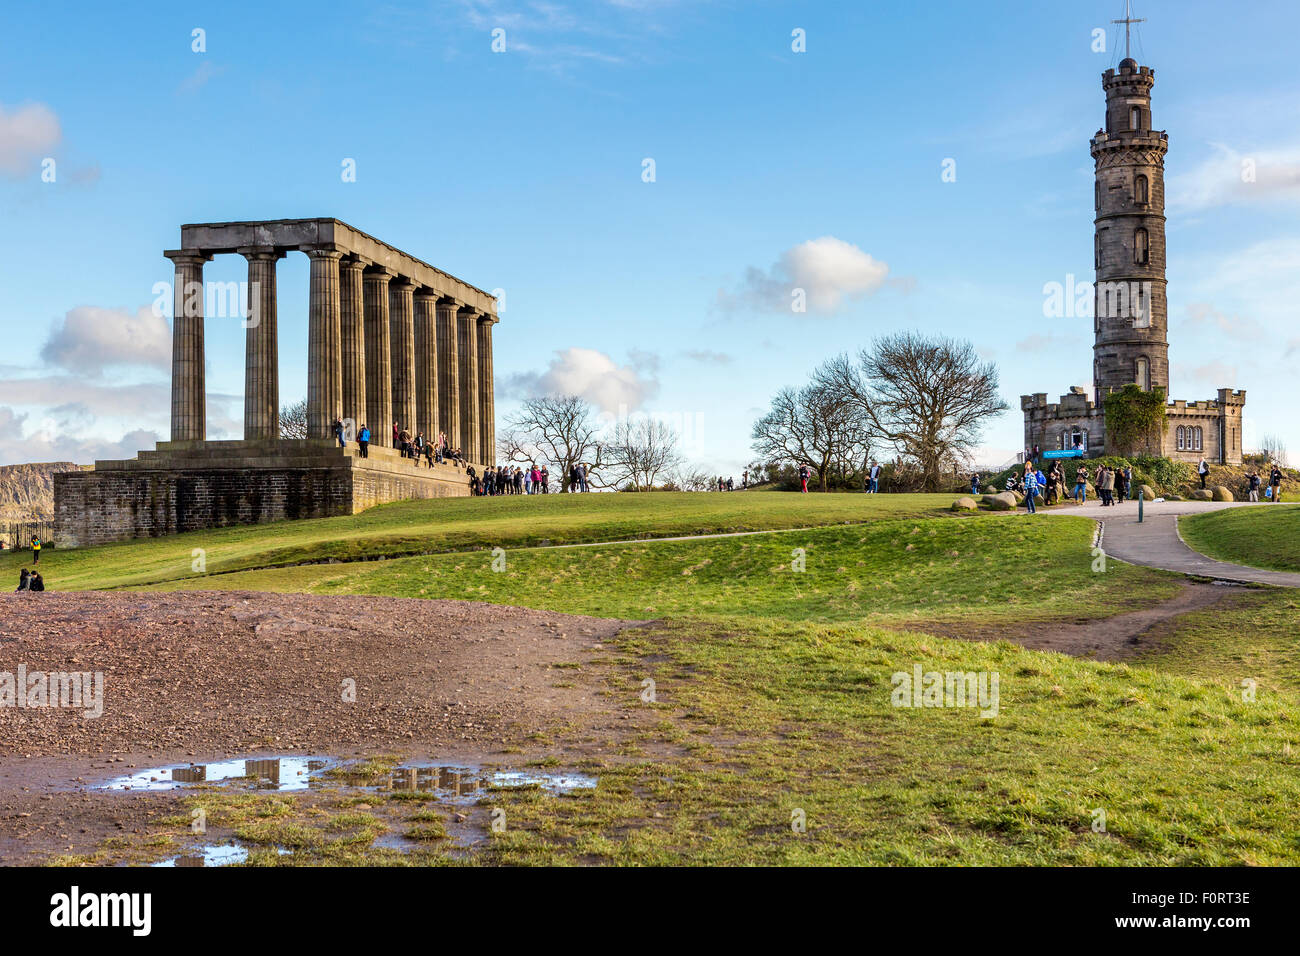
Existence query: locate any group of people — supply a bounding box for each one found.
[13,535,45,592]
[332,418,467,468]
[466,463,551,496]
[1246,465,1285,502]
[1015,461,1137,512]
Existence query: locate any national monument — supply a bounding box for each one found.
[55,218,499,546]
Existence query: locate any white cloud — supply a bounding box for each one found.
[717,236,891,315]
[0,405,158,465]
[0,102,60,178]
[40,305,172,376]
[1168,142,1300,212]
[504,347,659,413]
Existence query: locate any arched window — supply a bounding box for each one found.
[1134,228,1149,265]
[1135,174,1148,205]
[1136,357,1150,391]
[1130,107,1142,131]
[1194,427,1204,451]
[1176,426,1186,451]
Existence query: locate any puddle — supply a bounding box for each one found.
[151,844,293,867]
[97,756,334,792]
[335,764,597,803]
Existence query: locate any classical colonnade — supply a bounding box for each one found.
[164,219,498,462]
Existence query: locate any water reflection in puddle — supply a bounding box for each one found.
[340,765,597,802]
[98,757,334,792]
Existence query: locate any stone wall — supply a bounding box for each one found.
[54,440,474,547]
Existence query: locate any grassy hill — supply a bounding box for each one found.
[33,490,1300,865]
[1180,505,1300,572]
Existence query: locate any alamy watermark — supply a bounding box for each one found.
[891,664,999,718]
[1,665,104,718]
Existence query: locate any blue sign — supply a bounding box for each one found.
[1042,449,1085,459]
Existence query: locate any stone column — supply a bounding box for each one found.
[456,306,480,462]
[389,278,416,442]
[239,246,283,440]
[306,246,343,440]
[165,249,210,443]
[363,268,393,446]
[339,257,367,438]
[413,290,439,444]
[436,298,460,455]
[476,315,496,463]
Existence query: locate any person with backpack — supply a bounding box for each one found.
[1270,463,1283,503]
[357,423,370,458]
[30,536,41,564]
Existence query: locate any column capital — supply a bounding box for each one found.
[413,286,440,301]
[163,248,212,266]
[364,265,396,281]
[389,276,418,292]
[436,296,462,311]
[237,245,286,262]
[302,243,344,260]
[457,305,482,319]
[340,255,369,273]
[477,312,500,326]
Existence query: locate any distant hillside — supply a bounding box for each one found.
[0,462,87,521]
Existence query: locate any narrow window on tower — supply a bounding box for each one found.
[1130,106,1142,131]
[1134,228,1149,265]
[1194,427,1204,451]
[1136,357,1150,391]
[1135,174,1148,206]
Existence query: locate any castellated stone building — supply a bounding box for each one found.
[1022,58,1245,464]
[56,218,499,546]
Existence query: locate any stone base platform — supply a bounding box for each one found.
[54,440,480,547]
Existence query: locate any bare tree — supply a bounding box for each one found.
[606,417,684,490]
[664,465,714,491]
[1260,434,1289,467]
[278,398,307,439]
[817,333,1007,492]
[499,395,606,492]
[750,381,871,491]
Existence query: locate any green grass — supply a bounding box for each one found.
[13,491,952,591]
[142,514,1181,628]
[1179,505,1300,573]
[41,489,1300,864]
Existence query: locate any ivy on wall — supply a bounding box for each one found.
[1103,384,1167,455]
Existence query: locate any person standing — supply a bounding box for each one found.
[1248,469,1261,502]
[540,465,549,492]
[798,463,810,493]
[970,472,981,496]
[358,424,370,458]
[30,535,40,564]
[1198,457,1210,489]
[1073,467,1087,504]
[868,461,881,494]
[1270,463,1283,503]
[1023,464,1038,514]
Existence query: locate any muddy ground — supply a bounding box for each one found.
[0,591,653,864]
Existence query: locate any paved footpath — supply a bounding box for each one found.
[1040,498,1300,587]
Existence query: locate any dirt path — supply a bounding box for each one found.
[0,591,654,864]
[905,580,1245,661]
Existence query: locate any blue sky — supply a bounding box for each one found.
[3,0,1300,474]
